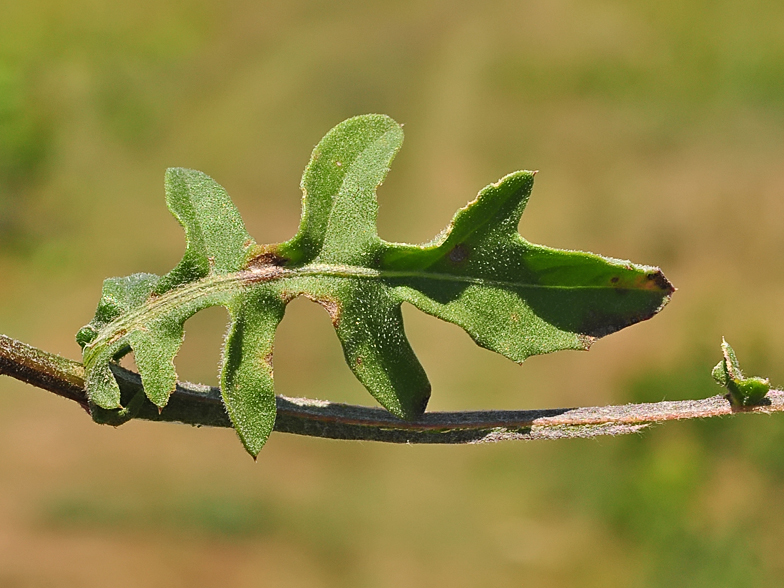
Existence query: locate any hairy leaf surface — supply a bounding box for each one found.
[78,114,674,456]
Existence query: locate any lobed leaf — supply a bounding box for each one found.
[79,114,674,456]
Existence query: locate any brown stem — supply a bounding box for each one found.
[0,333,778,444]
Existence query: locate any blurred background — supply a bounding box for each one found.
[1,0,784,585]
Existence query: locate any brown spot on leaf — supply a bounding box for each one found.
[303,294,342,327]
[263,351,274,374]
[448,243,469,264]
[319,299,341,327]
[610,276,619,284]
[356,356,363,366]
[243,249,290,284]
[246,250,288,270]
[577,334,596,350]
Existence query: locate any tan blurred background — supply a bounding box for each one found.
[1,0,784,585]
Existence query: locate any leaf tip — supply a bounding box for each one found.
[647,269,676,296]
[239,433,265,460]
[95,399,123,411]
[164,166,199,186]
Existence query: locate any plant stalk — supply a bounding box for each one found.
[1,333,778,444]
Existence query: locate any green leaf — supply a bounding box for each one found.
[382,171,672,361]
[79,114,674,456]
[156,167,256,292]
[279,114,402,265]
[222,289,286,457]
[712,338,770,407]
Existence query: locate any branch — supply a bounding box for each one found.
[1,333,778,444]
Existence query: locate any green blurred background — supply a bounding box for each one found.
[1,0,784,585]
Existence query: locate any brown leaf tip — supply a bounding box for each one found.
[645,270,675,295]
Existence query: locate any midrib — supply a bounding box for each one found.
[84,262,629,362]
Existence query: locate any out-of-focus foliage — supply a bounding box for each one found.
[0,63,50,243]
[1,0,784,586]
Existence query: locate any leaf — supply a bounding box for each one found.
[221,289,286,457]
[78,114,674,456]
[712,338,770,406]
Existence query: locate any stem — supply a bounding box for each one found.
[1,333,778,444]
